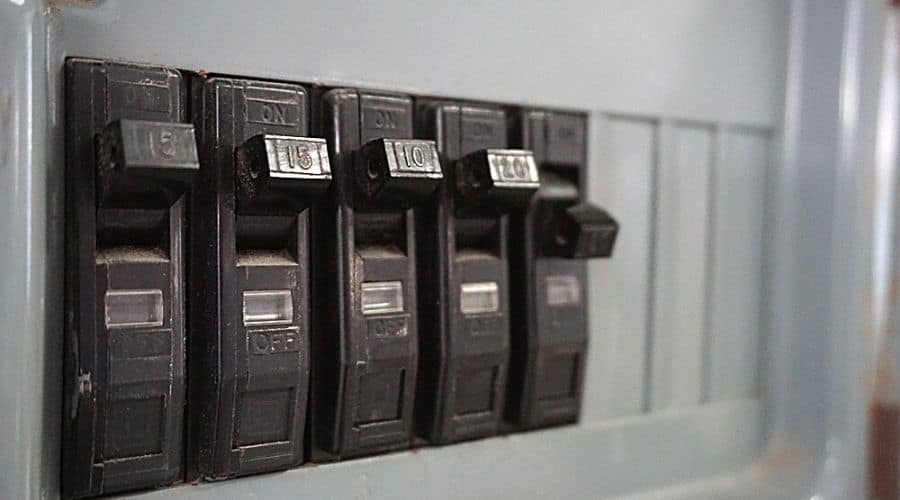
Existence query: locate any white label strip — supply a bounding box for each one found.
[460,281,500,315]
[243,289,294,326]
[105,289,164,329]
[546,275,582,306]
[361,281,404,315]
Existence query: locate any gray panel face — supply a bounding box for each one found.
[0,0,799,499]
[129,400,764,500]
[0,3,56,500]
[52,0,783,127]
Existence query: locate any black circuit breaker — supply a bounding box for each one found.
[415,101,539,444]
[506,111,619,429]
[309,90,441,460]
[187,77,328,479]
[63,60,198,498]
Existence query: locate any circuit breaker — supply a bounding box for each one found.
[506,111,618,429]
[187,77,326,479]
[415,101,539,443]
[309,90,440,460]
[62,60,198,498]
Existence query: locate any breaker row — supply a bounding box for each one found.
[61,59,618,498]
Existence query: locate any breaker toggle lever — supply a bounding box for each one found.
[235,134,331,208]
[357,138,442,200]
[540,201,619,259]
[455,149,540,206]
[96,119,199,206]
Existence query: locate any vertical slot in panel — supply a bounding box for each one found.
[649,122,713,411]
[706,128,768,401]
[584,115,657,419]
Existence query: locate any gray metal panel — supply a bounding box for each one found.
[0,0,817,498]
[51,0,784,127]
[765,0,846,463]
[763,1,894,498]
[123,400,763,500]
[0,2,59,500]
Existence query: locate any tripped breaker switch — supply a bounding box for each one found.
[539,202,619,259]
[506,109,619,430]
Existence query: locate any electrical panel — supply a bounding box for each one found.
[61,58,618,499]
